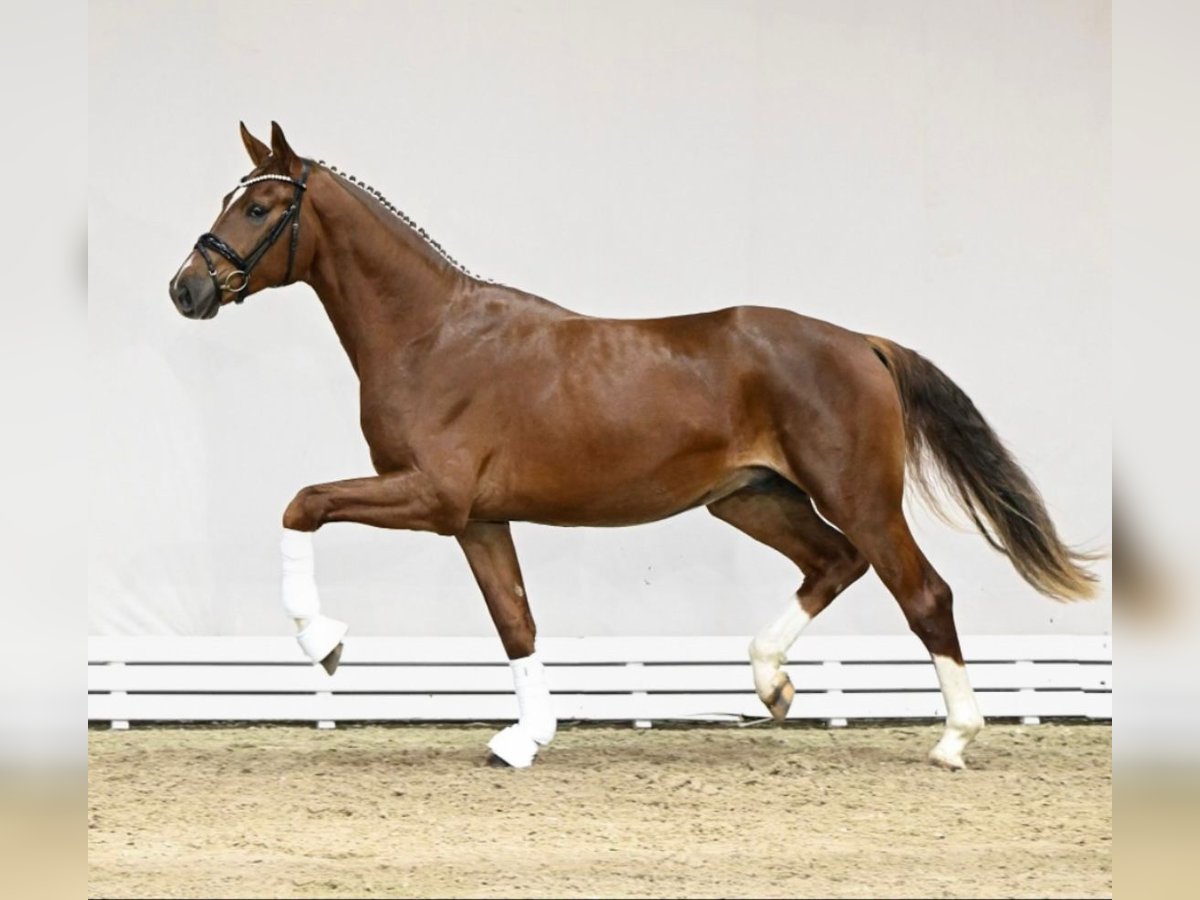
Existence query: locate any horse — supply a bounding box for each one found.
[168,122,1099,770]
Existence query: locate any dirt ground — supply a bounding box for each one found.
[88,723,1111,899]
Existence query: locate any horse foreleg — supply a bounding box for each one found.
[280,528,347,674]
[457,521,556,768]
[279,469,471,674]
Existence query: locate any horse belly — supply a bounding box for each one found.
[474,418,775,527]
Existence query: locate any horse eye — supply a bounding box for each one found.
[247,203,267,219]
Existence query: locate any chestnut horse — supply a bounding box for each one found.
[169,123,1098,769]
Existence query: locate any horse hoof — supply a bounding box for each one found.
[320,642,343,676]
[765,677,795,722]
[487,724,538,768]
[485,752,513,768]
[928,749,966,771]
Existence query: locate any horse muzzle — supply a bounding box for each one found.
[169,273,220,320]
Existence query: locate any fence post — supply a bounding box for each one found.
[316,689,336,729]
[1016,659,1039,725]
[824,660,847,728]
[109,661,130,731]
[626,661,652,729]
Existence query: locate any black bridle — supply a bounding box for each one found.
[194,160,312,303]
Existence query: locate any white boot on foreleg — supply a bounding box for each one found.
[487,653,557,768]
[281,528,348,674]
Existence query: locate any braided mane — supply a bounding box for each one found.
[318,159,494,284]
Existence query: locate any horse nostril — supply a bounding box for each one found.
[176,283,194,313]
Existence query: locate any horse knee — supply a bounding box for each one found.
[282,486,327,531]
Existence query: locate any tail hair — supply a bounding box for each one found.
[867,336,1102,601]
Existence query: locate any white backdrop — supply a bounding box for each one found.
[89,0,1110,640]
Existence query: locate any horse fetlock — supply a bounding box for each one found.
[928,735,969,771]
[954,711,985,739]
[749,639,789,706]
[523,714,557,747]
[282,575,319,620]
[929,715,984,770]
[748,637,786,669]
[751,660,794,721]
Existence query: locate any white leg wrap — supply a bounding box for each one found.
[512,654,557,745]
[296,616,348,664]
[929,654,985,769]
[487,725,540,769]
[749,597,812,703]
[487,653,557,768]
[281,528,347,664]
[281,529,319,619]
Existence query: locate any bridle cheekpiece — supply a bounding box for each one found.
[194,160,312,304]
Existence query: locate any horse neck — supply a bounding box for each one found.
[301,169,471,375]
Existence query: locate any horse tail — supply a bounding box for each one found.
[865,336,1100,601]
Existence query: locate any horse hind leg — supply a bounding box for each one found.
[825,505,985,769]
[708,475,868,721]
[764,341,982,766]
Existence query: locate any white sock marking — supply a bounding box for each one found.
[930,654,985,768]
[749,596,813,701]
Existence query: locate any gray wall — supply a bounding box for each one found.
[90,0,1111,639]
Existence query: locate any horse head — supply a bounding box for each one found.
[168,122,312,319]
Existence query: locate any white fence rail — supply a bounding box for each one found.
[88,634,1111,727]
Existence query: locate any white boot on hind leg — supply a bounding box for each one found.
[488,654,557,768]
[281,528,348,671]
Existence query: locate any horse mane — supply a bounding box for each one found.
[316,159,496,285]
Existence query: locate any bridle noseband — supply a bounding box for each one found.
[195,159,312,304]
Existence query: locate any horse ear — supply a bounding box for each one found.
[269,121,297,167]
[239,122,270,166]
